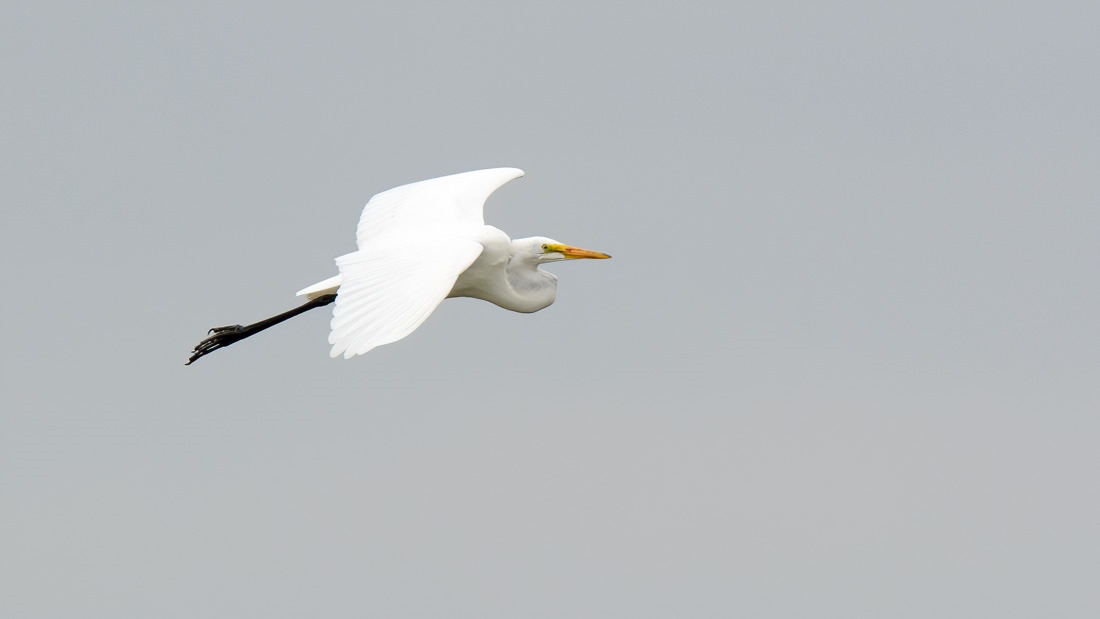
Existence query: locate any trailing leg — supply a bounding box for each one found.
[186,293,337,365]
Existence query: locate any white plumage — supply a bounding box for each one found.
[187,167,610,365]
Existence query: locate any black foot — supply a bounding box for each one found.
[186,325,251,365]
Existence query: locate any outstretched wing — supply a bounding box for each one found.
[355,167,524,248]
[327,167,524,358]
[328,236,483,358]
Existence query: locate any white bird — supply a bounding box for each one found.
[187,168,610,364]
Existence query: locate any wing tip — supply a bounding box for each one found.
[453,166,524,183]
[328,337,377,359]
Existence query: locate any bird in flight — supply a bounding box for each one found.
[186,168,610,364]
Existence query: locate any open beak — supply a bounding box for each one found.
[549,244,612,260]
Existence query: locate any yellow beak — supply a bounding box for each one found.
[547,243,612,259]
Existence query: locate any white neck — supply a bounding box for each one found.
[448,235,559,314]
[502,257,558,313]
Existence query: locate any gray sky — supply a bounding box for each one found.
[2,2,1098,617]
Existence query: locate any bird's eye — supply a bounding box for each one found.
[541,244,548,251]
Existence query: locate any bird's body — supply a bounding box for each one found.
[296,225,558,313]
[187,168,609,364]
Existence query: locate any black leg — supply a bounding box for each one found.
[186,293,337,365]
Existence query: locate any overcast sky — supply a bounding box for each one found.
[2,2,1098,617]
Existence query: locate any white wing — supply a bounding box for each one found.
[355,167,524,248]
[328,237,483,358]
[324,167,525,358]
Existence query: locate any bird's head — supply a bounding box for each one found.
[514,237,612,263]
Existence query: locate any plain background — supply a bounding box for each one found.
[2,2,1098,617]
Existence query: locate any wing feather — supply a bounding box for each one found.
[355,167,524,249]
[319,168,525,358]
[328,237,483,358]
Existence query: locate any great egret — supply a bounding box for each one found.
[186,168,610,365]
